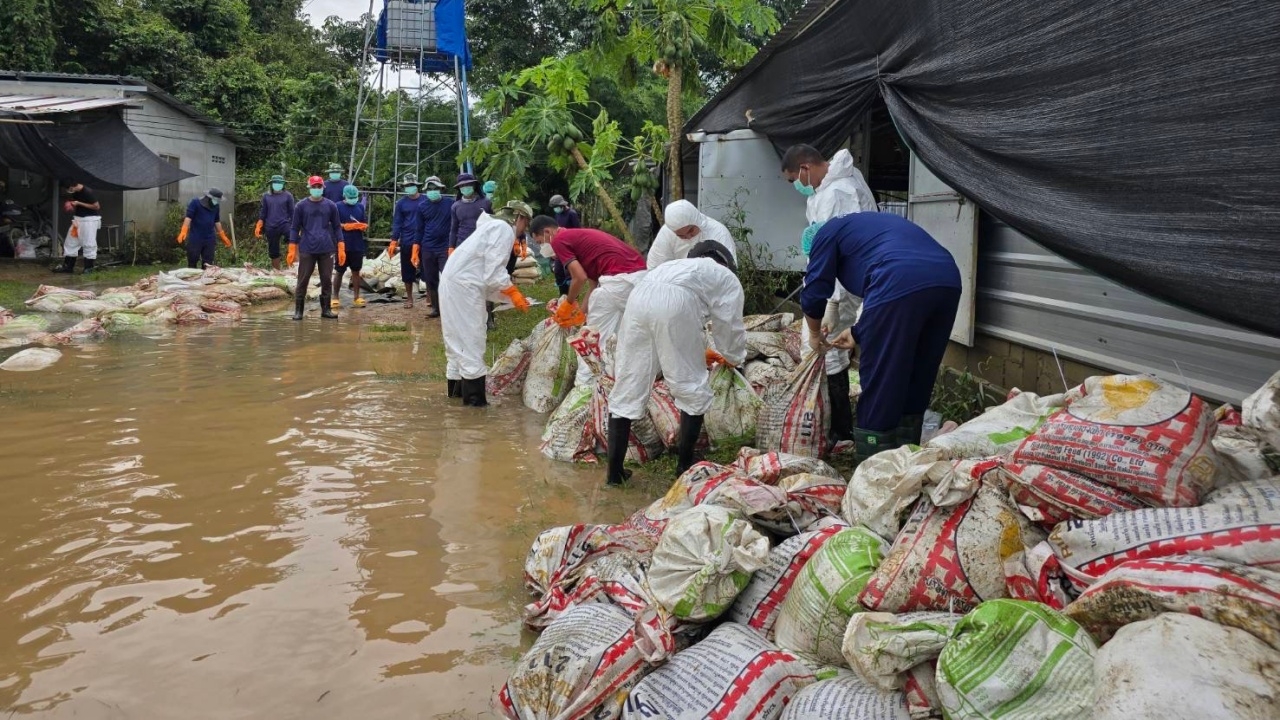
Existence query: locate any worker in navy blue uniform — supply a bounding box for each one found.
[322,162,352,205]
[548,194,579,295]
[801,212,962,459]
[176,188,232,269]
[255,174,295,271]
[332,184,369,310]
[289,175,343,321]
[415,175,453,319]
[389,173,426,309]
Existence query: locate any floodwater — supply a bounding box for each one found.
[0,312,631,718]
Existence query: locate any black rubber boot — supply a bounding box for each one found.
[320,293,338,319]
[426,288,440,318]
[292,295,305,321]
[605,416,633,487]
[486,301,497,330]
[675,412,705,477]
[897,414,926,448]
[447,379,461,398]
[827,370,854,447]
[52,256,75,273]
[854,428,897,463]
[81,258,96,275]
[462,377,488,407]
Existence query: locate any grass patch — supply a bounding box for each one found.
[370,323,409,333]
[370,333,411,343]
[487,278,560,357]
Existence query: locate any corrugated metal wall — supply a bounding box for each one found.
[976,212,1280,402]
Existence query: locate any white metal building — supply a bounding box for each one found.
[0,71,240,249]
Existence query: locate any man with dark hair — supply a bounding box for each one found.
[782,143,879,447]
[802,213,961,459]
[289,175,343,321]
[530,215,647,384]
[605,240,746,486]
[53,181,102,274]
[176,188,232,270]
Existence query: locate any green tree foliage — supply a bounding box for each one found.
[0,0,57,71]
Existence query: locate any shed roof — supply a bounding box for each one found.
[0,94,137,115]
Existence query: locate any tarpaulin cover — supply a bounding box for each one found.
[0,111,194,191]
[689,0,1280,337]
[375,0,471,72]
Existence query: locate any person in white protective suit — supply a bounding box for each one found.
[440,200,534,406]
[646,199,738,269]
[529,215,650,386]
[781,143,879,446]
[606,240,747,486]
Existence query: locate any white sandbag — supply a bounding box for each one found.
[756,351,829,459]
[1063,555,1280,650]
[523,523,658,601]
[512,267,541,280]
[487,337,533,397]
[25,293,83,313]
[500,603,668,720]
[926,389,1072,459]
[734,447,842,484]
[0,347,62,372]
[0,314,50,337]
[1244,369,1280,452]
[746,331,795,368]
[706,365,763,443]
[841,612,961,692]
[622,622,815,720]
[780,669,912,720]
[1047,477,1280,587]
[728,522,847,638]
[625,464,786,543]
[540,384,598,463]
[937,599,1097,720]
[996,460,1147,526]
[754,473,848,535]
[743,359,791,396]
[590,375,665,464]
[524,319,577,413]
[648,505,770,622]
[1009,374,1220,507]
[840,446,968,540]
[1213,405,1279,486]
[647,380,682,448]
[743,313,795,332]
[775,526,887,666]
[1091,613,1280,720]
[524,551,662,631]
[859,479,1046,614]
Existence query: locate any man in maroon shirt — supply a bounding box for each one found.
[531,215,648,384]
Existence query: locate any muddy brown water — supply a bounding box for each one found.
[0,312,644,718]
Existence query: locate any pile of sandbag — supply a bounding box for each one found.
[503,370,1280,719]
[511,255,542,286]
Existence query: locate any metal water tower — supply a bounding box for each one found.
[348,0,473,219]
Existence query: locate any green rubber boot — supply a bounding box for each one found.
[854,428,897,463]
[896,414,926,448]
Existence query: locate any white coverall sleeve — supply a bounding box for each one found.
[482,225,516,295]
[647,227,679,269]
[706,268,748,366]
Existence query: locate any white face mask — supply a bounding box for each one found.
[539,241,557,259]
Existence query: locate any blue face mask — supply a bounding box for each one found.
[309,188,323,199]
[460,186,475,197]
[483,181,497,195]
[793,167,816,197]
[553,206,563,215]
[404,186,418,196]
[801,221,825,256]
[426,190,442,202]
[329,172,342,181]
[210,197,220,206]
[271,182,284,192]
[344,197,359,205]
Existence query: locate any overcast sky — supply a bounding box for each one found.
[303,0,366,25]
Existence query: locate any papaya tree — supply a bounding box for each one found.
[580,0,779,201]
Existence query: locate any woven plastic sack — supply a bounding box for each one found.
[646,380,682,448]
[648,505,771,622]
[745,331,796,369]
[523,318,577,413]
[734,447,842,485]
[539,385,597,463]
[1009,374,1220,507]
[499,603,670,720]
[859,479,1047,614]
[0,347,62,372]
[1064,555,1280,650]
[487,337,532,397]
[743,313,794,332]
[523,523,658,602]
[1213,405,1280,486]
[524,551,663,631]
[707,365,764,443]
[841,612,961,692]
[927,389,1073,459]
[622,622,815,720]
[754,472,848,535]
[775,526,887,666]
[1046,477,1280,588]
[937,599,1098,720]
[728,522,847,638]
[743,359,792,396]
[995,460,1146,526]
[0,314,49,337]
[1243,369,1280,453]
[780,669,912,720]
[1092,613,1280,720]
[756,351,829,459]
[624,463,784,542]
[589,375,664,464]
[841,447,978,541]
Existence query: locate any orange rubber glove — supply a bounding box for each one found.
[553,299,586,328]
[337,242,347,266]
[254,220,263,238]
[218,229,232,248]
[501,285,530,312]
[516,241,529,259]
[411,244,420,267]
[387,241,399,258]
[70,224,78,238]
[286,244,298,265]
[705,349,731,368]
[447,247,455,256]
[176,225,188,245]
[341,222,369,232]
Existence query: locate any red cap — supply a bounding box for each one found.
[308,175,324,187]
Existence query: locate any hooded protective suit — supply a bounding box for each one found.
[440,212,517,381]
[609,258,747,420]
[646,200,739,269]
[802,148,879,373]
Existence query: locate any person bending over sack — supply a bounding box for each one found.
[606,240,746,486]
[440,201,533,407]
[802,212,961,460]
